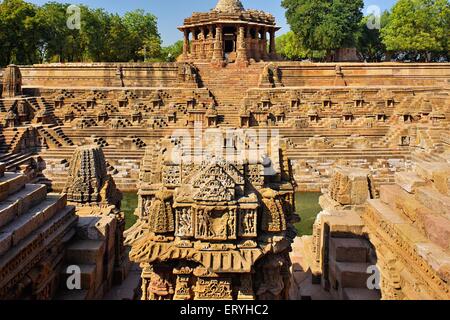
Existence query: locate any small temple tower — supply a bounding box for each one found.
[1,64,22,98]
[178,0,280,65]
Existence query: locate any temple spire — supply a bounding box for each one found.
[213,0,244,12]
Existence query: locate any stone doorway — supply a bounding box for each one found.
[223,26,237,61]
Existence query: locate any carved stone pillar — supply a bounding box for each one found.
[183,29,190,59]
[261,27,269,61]
[236,25,248,62]
[200,28,206,60]
[254,28,261,61]
[207,25,214,59]
[246,27,252,59]
[269,29,276,57]
[212,25,224,63]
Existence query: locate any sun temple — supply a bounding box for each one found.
[178,0,279,64]
[0,0,449,300]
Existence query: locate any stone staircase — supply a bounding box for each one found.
[328,238,381,300]
[0,127,31,154]
[34,124,74,150]
[0,162,77,298]
[361,160,450,299]
[195,62,265,108]
[57,238,107,300]
[27,97,63,126]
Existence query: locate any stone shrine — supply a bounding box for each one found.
[1,65,22,98]
[125,131,299,300]
[60,145,130,295]
[178,0,279,64]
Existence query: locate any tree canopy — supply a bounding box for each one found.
[0,0,181,66]
[276,31,326,61]
[355,11,390,62]
[281,0,364,54]
[381,0,450,61]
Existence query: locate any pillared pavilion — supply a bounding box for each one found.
[178,0,280,64]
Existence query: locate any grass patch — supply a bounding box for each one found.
[294,192,322,236]
[122,192,138,229]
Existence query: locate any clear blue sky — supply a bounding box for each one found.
[27,0,397,45]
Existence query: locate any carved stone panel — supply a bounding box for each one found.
[162,165,181,186]
[194,208,236,241]
[175,207,194,238]
[173,274,192,300]
[238,209,257,238]
[194,277,233,300]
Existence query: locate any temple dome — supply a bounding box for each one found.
[213,0,244,13]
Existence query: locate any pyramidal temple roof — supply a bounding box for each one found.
[213,0,245,13]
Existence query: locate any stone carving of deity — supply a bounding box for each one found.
[177,208,192,237]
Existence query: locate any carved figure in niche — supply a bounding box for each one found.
[148,271,174,300]
[174,274,192,299]
[244,213,254,234]
[227,211,236,238]
[197,209,209,237]
[256,255,288,300]
[261,189,286,232]
[177,208,192,237]
[215,212,228,237]
[143,197,151,218]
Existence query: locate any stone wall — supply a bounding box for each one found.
[20,63,186,88]
[18,62,450,89]
[277,62,450,87]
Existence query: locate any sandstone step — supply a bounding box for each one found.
[341,287,381,300]
[0,184,47,228]
[60,263,97,291]
[330,261,372,289]
[416,187,450,219]
[0,231,12,257]
[0,205,76,286]
[66,239,105,265]
[0,173,28,202]
[1,194,66,246]
[329,238,369,263]
[395,171,427,193]
[366,199,407,225]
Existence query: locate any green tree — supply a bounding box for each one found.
[381,0,450,61]
[282,0,364,57]
[80,7,111,62]
[34,2,84,63]
[0,1,163,65]
[123,9,161,61]
[276,31,326,61]
[356,11,390,62]
[160,40,183,62]
[0,0,39,65]
[104,14,133,62]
